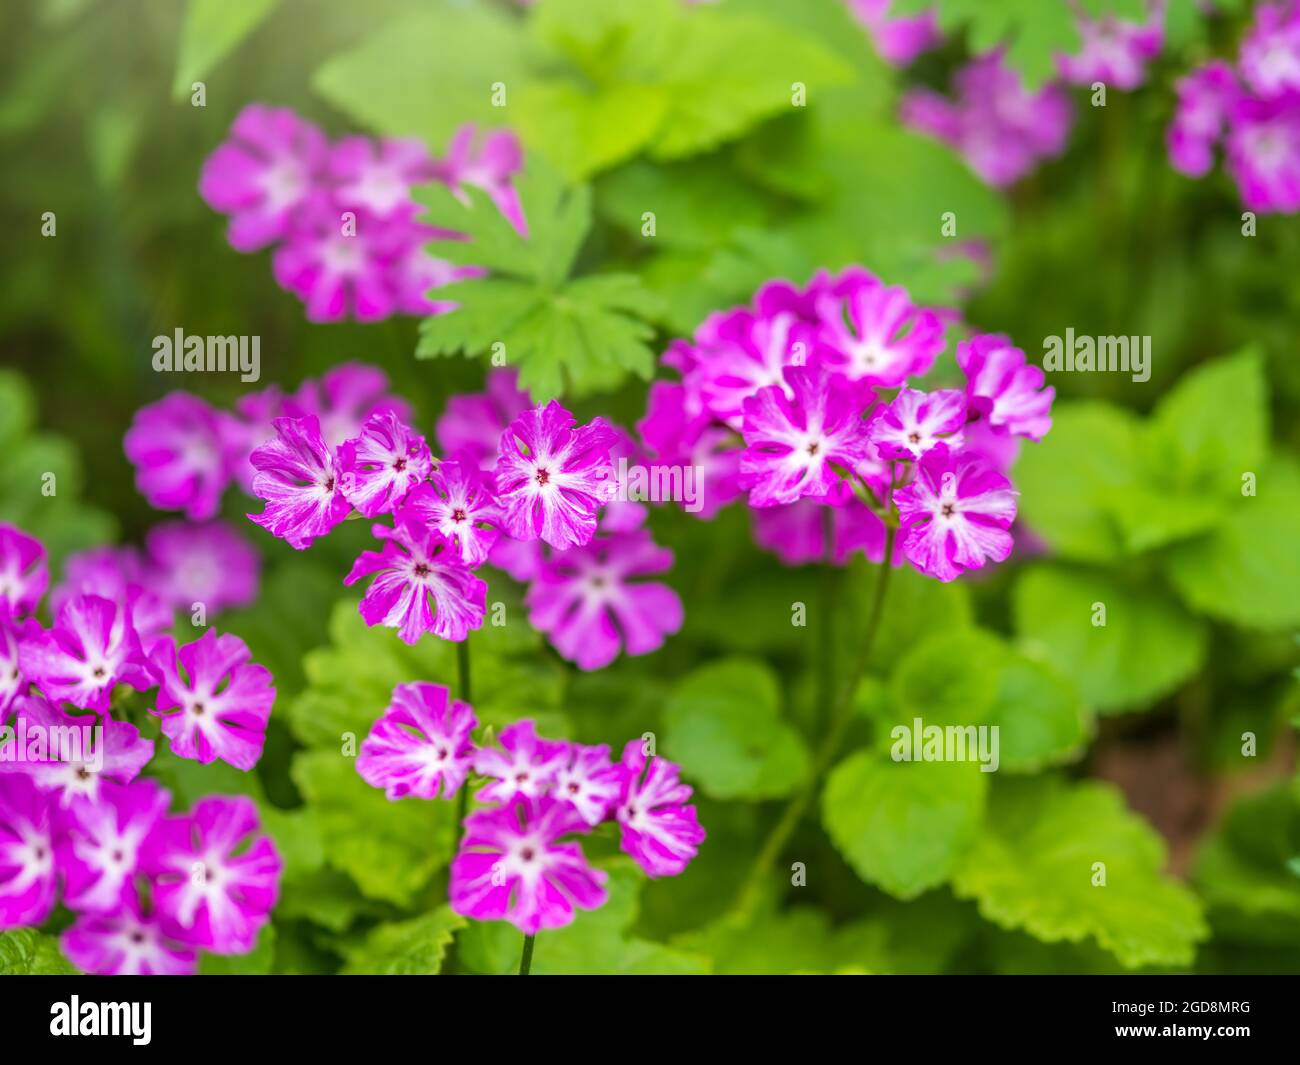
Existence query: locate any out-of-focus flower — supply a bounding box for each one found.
[61,895,197,976]
[143,521,260,614]
[814,269,947,386]
[846,0,940,66]
[58,778,170,915]
[124,393,240,521]
[1057,11,1163,91]
[0,524,47,618]
[0,775,56,928]
[956,334,1055,442]
[436,368,532,470]
[433,124,527,234]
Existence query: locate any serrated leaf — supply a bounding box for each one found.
[0,928,77,974]
[339,907,466,975]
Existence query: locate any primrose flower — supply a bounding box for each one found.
[691,310,815,430]
[449,797,608,934]
[345,513,487,644]
[51,547,174,640]
[124,393,239,521]
[956,334,1055,442]
[0,774,57,927]
[751,496,892,567]
[0,524,47,618]
[403,456,501,567]
[740,362,875,508]
[637,381,743,520]
[356,682,477,800]
[143,521,260,614]
[143,795,282,955]
[894,450,1018,582]
[247,415,351,549]
[525,529,683,671]
[868,387,966,462]
[58,778,171,915]
[1057,12,1163,91]
[337,410,434,518]
[330,136,437,218]
[847,0,940,66]
[1167,62,1241,177]
[61,896,197,976]
[436,368,532,470]
[553,743,623,826]
[613,740,705,878]
[1226,96,1300,213]
[433,123,527,234]
[494,401,619,551]
[284,363,413,452]
[814,269,947,386]
[0,605,27,723]
[1239,2,1300,98]
[149,630,275,771]
[473,720,569,805]
[18,593,154,712]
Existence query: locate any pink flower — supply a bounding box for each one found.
[814,269,947,386]
[0,775,56,927]
[449,797,608,934]
[124,393,239,521]
[402,456,501,567]
[51,546,174,640]
[1057,13,1163,91]
[433,124,526,234]
[199,104,328,252]
[868,387,966,462]
[1239,2,1300,98]
[0,695,154,807]
[740,362,875,507]
[0,605,28,724]
[613,740,704,878]
[486,534,546,582]
[957,333,1055,442]
[61,895,197,975]
[0,524,47,618]
[1167,61,1241,177]
[58,778,170,914]
[895,450,1018,582]
[494,401,619,551]
[18,594,154,712]
[143,795,281,954]
[691,310,815,430]
[472,720,569,805]
[1226,95,1300,213]
[356,682,477,800]
[285,363,413,451]
[247,415,351,549]
[847,0,940,66]
[330,136,436,218]
[149,630,275,771]
[345,513,487,644]
[553,743,623,826]
[436,368,532,470]
[143,521,260,614]
[751,496,893,567]
[637,381,743,520]
[389,246,484,316]
[525,529,683,671]
[337,410,434,518]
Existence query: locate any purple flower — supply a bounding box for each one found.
[247,415,351,549]
[344,513,487,644]
[433,124,526,234]
[0,524,47,618]
[751,496,893,567]
[0,695,154,807]
[1239,2,1300,98]
[285,363,413,452]
[149,630,275,771]
[436,368,532,470]
[143,795,281,954]
[123,393,239,521]
[18,594,154,712]
[0,775,56,928]
[472,720,569,805]
[356,682,477,800]
[143,521,260,614]
[814,269,947,386]
[337,410,434,518]
[389,246,484,316]
[957,333,1055,442]
[691,310,815,430]
[525,529,683,671]
[1167,61,1241,177]
[1057,12,1163,91]
[554,743,623,826]
[613,740,704,878]
[868,387,966,462]
[1226,95,1300,213]
[637,381,743,520]
[0,605,28,724]
[847,0,941,66]
[403,456,501,567]
[486,534,546,582]
[58,778,170,914]
[329,136,437,218]
[449,797,608,934]
[51,546,174,640]
[901,52,1072,187]
[199,104,328,252]
[61,895,197,975]
[895,450,1018,582]
[740,362,875,507]
[494,401,619,551]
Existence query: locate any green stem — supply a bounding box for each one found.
[518,933,536,976]
[735,525,897,916]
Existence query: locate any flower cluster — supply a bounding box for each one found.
[641,269,1053,581]
[199,104,523,321]
[0,524,281,973]
[1167,1,1300,212]
[356,683,704,935]
[845,0,940,66]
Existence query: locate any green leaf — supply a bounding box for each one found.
[517,82,671,182]
[1014,566,1207,714]
[953,777,1208,969]
[823,749,988,898]
[890,629,1004,725]
[0,928,78,974]
[339,907,466,975]
[199,926,276,974]
[172,0,280,98]
[663,657,809,800]
[290,750,455,908]
[1163,456,1300,631]
[674,904,840,974]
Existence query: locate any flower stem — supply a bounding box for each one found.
[735,525,897,917]
[457,638,472,704]
[518,933,536,976]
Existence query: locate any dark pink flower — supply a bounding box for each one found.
[356,682,477,799]
[277,363,412,453]
[0,605,29,724]
[124,393,239,521]
[329,136,437,218]
[149,630,275,771]
[525,529,683,671]
[613,740,704,878]
[1240,2,1300,97]
[0,524,47,618]
[957,333,1055,442]
[433,124,526,234]
[751,496,893,567]
[403,456,501,567]
[61,894,197,975]
[472,720,569,805]
[247,415,351,549]
[58,778,170,914]
[1057,12,1163,91]
[51,546,174,640]
[814,269,947,386]
[691,310,816,430]
[554,743,623,826]
[1226,95,1300,213]
[337,410,434,518]
[868,387,966,462]
[436,368,532,470]
[0,774,56,928]
[847,0,940,66]
[1167,61,1241,177]
[143,521,260,614]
